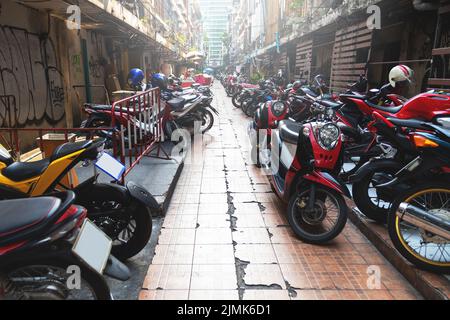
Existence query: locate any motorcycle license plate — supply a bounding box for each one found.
[72,219,112,274]
[95,153,126,181]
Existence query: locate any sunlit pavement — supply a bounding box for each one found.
[139,83,422,301]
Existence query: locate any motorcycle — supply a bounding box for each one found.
[161,91,219,136]
[0,192,130,300]
[0,139,156,261]
[386,122,450,273]
[268,118,350,243]
[350,108,450,223]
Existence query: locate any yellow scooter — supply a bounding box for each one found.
[0,139,157,261]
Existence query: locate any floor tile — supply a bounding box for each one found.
[197,215,230,228]
[139,290,189,300]
[143,265,192,290]
[196,228,233,244]
[235,244,277,264]
[159,229,196,245]
[190,265,238,290]
[163,215,198,229]
[189,290,239,300]
[233,228,272,244]
[193,245,235,264]
[243,290,290,300]
[152,245,194,265]
[243,264,286,288]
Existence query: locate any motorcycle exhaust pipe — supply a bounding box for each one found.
[396,203,450,241]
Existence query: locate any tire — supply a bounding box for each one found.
[242,97,254,115]
[388,182,450,273]
[201,109,215,134]
[352,168,400,224]
[112,200,152,260]
[79,186,153,261]
[2,259,112,300]
[287,186,348,244]
[232,92,242,108]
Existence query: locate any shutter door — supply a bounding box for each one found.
[330,21,372,92]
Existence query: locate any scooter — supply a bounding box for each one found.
[0,191,130,300]
[268,119,350,243]
[161,91,219,136]
[0,139,156,261]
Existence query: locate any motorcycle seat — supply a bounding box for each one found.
[51,140,93,162]
[0,197,61,246]
[168,98,186,111]
[2,158,50,182]
[366,100,403,114]
[387,118,428,130]
[279,120,302,144]
[85,104,136,113]
[319,100,343,110]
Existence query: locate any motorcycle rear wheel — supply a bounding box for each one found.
[388,182,450,273]
[2,260,111,300]
[80,186,153,261]
[287,186,348,244]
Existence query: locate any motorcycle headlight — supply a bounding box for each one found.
[317,123,340,150]
[271,101,286,117]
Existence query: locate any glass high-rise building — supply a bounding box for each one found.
[199,0,232,67]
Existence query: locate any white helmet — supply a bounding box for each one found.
[389,65,414,88]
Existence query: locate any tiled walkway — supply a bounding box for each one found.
[139,83,422,300]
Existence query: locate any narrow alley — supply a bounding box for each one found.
[139,83,422,301]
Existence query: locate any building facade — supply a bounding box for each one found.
[0,0,203,142]
[228,0,448,95]
[199,0,233,67]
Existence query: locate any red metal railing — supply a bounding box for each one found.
[0,88,169,183]
[111,87,169,177]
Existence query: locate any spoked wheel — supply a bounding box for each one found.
[3,263,111,300]
[352,169,401,224]
[388,183,450,273]
[287,186,348,244]
[200,109,215,134]
[80,186,152,261]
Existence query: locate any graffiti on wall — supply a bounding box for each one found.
[0,25,66,127]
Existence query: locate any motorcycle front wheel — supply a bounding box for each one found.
[232,92,242,108]
[352,168,402,224]
[80,185,153,261]
[287,186,348,244]
[388,182,450,273]
[201,109,215,134]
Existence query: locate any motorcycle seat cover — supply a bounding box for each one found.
[2,158,50,182]
[279,120,302,144]
[86,104,133,113]
[0,197,61,239]
[320,100,343,110]
[168,98,186,111]
[51,140,93,162]
[366,100,403,114]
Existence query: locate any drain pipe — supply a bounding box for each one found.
[413,0,439,11]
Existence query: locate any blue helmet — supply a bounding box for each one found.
[128,68,145,89]
[151,73,168,91]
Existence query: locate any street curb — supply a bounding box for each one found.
[159,160,184,216]
[348,206,450,300]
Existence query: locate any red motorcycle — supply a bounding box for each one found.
[0,192,130,300]
[268,119,349,243]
